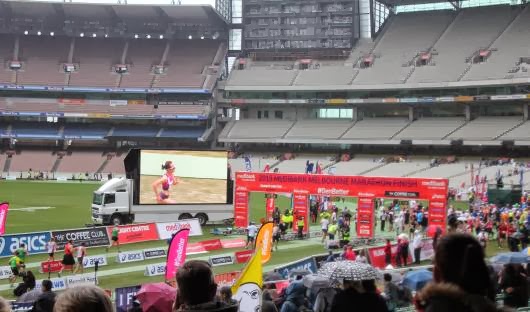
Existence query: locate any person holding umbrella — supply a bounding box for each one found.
[317,261,387,312]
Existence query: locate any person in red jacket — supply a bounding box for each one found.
[498,221,507,248]
[344,246,356,261]
[384,239,392,266]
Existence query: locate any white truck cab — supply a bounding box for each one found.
[91,177,133,225]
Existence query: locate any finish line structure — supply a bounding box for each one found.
[234,172,449,238]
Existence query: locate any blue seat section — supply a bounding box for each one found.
[110,125,159,137]
[159,127,205,138]
[11,124,61,139]
[63,125,109,140]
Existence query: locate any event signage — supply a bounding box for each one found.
[0,231,51,257]
[83,255,108,268]
[292,192,308,233]
[52,227,110,249]
[234,189,249,230]
[220,238,246,249]
[200,239,222,251]
[115,285,142,312]
[214,272,240,287]
[356,197,374,238]
[34,277,67,291]
[266,196,275,220]
[0,203,9,235]
[66,273,97,287]
[234,173,448,234]
[276,257,318,279]
[234,250,254,264]
[116,250,145,264]
[384,191,419,198]
[366,243,412,269]
[428,201,447,234]
[144,263,166,277]
[143,248,167,259]
[186,242,207,254]
[155,219,203,239]
[40,260,63,273]
[10,302,34,311]
[0,266,12,280]
[108,223,158,244]
[165,229,190,280]
[209,255,234,266]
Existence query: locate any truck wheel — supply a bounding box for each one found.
[195,213,208,226]
[179,213,192,220]
[111,214,122,226]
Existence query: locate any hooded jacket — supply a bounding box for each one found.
[414,283,513,312]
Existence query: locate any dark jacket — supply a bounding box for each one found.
[176,301,239,312]
[330,288,387,312]
[415,283,511,312]
[31,291,56,312]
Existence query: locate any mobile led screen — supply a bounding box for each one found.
[139,150,228,204]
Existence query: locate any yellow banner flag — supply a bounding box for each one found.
[255,222,274,264]
[232,251,263,312]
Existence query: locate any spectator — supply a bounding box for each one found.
[53,285,112,312]
[32,280,56,312]
[330,279,387,312]
[356,250,368,264]
[343,246,356,261]
[14,271,36,297]
[384,239,392,267]
[313,287,336,312]
[280,275,306,312]
[383,273,399,311]
[261,290,278,312]
[499,264,528,309]
[415,234,498,311]
[174,260,238,312]
[219,287,237,306]
[412,230,423,264]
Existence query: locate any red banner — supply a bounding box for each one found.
[428,200,447,236]
[234,172,448,230]
[186,243,206,254]
[367,244,412,269]
[200,239,222,251]
[0,202,8,236]
[221,238,246,249]
[40,260,63,273]
[108,223,158,244]
[234,188,249,228]
[292,192,309,233]
[356,198,374,238]
[234,250,253,264]
[266,195,275,220]
[215,271,240,287]
[58,98,85,105]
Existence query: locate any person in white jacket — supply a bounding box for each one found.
[412,230,423,264]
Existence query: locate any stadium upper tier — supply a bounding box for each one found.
[0,97,209,119]
[0,35,223,89]
[226,4,530,89]
[1,123,205,140]
[219,117,530,144]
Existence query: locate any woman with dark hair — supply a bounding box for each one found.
[152,160,181,204]
[414,233,504,312]
[499,264,528,308]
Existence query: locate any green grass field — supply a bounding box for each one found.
[0,180,476,300]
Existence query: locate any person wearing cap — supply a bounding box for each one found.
[412,230,423,265]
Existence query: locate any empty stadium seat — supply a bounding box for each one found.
[447,116,522,140]
[341,118,409,140]
[119,39,166,88]
[409,5,519,83]
[284,119,352,139]
[395,117,465,140]
[0,34,15,84]
[224,119,294,140]
[158,127,205,138]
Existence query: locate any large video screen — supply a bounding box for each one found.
[139,150,228,204]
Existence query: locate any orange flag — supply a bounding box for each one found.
[254,222,273,264]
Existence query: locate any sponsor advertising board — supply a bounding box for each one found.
[156,219,203,239]
[52,227,110,249]
[115,285,142,312]
[0,231,51,257]
[275,257,318,279]
[144,263,166,277]
[116,250,145,264]
[108,223,158,244]
[209,255,234,266]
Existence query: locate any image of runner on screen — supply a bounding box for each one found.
[151,160,181,204]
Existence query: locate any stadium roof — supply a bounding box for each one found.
[0,0,228,38]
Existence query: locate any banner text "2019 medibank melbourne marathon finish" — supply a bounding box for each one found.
[257,174,420,188]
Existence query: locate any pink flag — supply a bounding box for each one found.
[165,228,190,281]
[0,203,9,235]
